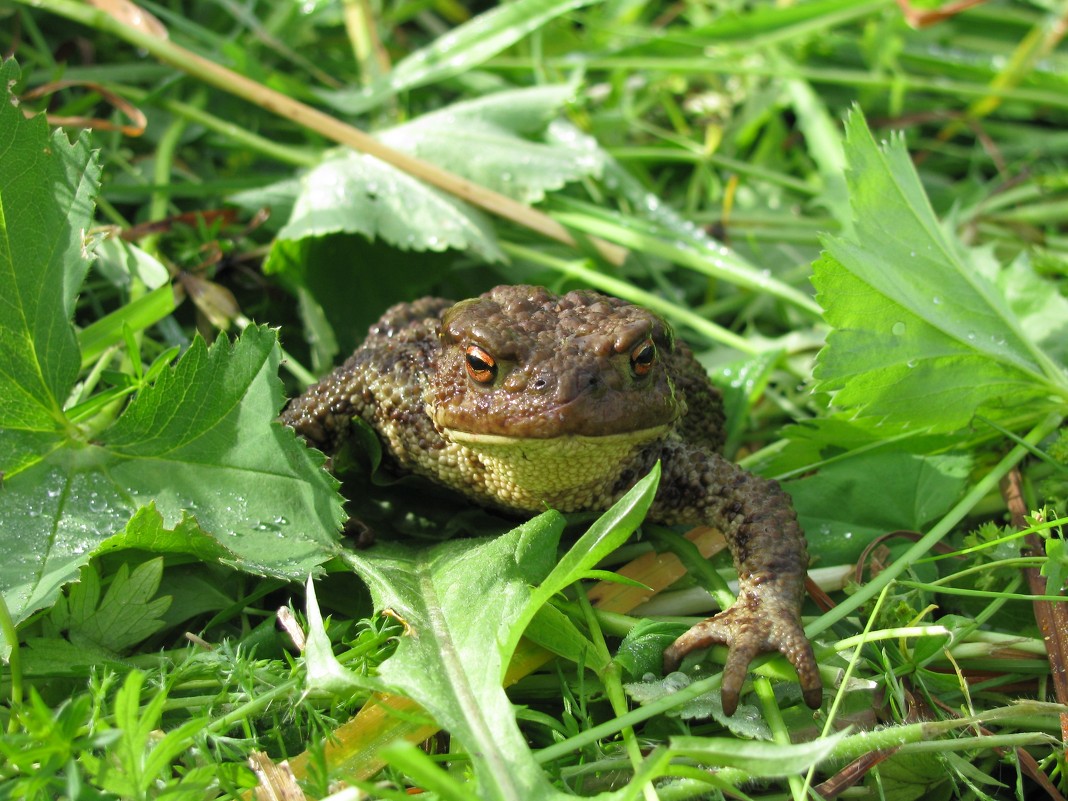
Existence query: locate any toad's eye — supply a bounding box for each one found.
[630,339,656,377]
[464,345,497,384]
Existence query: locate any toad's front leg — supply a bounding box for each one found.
[651,442,822,715]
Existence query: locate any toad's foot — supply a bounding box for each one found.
[662,594,821,716]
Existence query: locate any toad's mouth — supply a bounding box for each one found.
[442,424,671,447]
[429,394,680,440]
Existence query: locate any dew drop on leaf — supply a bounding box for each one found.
[891,321,906,336]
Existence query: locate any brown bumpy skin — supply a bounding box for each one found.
[280,285,821,715]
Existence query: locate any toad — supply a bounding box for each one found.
[281,285,821,714]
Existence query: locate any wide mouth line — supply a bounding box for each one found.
[442,424,671,446]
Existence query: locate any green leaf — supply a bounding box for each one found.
[342,512,568,800]
[271,149,503,263]
[624,671,766,731]
[96,504,243,564]
[0,326,345,626]
[20,636,131,677]
[1043,537,1067,592]
[379,86,602,204]
[998,253,1068,366]
[812,109,1068,433]
[0,59,100,478]
[789,451,972,564]
[870,750,953,801]
[521,603,600,668]
[58,559,171,652]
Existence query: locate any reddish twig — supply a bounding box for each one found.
[1001,469,1068,753]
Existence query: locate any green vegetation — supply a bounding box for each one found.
[2,0,1068,798]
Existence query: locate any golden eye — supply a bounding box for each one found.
[464,344,497,384]
[630,338,656,377]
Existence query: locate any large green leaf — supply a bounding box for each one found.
[812,110,1068,433]
[343,514,567,801]
[0,59,99,478]
[1,326,345,625]
[341,471,660,799]
[0,63,345,626]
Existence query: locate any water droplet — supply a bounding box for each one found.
[664,672,691,692]
[907,359,917,368]
[966,331,977,342]
[891,322,906,336]
[932,296,942,305]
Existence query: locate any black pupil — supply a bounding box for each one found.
[468,353,492,371]
[634,345,654,365]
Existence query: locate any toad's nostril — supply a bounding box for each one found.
[533,378,547,390]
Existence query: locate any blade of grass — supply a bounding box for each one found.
[550,200,822,316]
[937,5,1068,142]
[489,56,1068,112]
[78,284,177,369]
